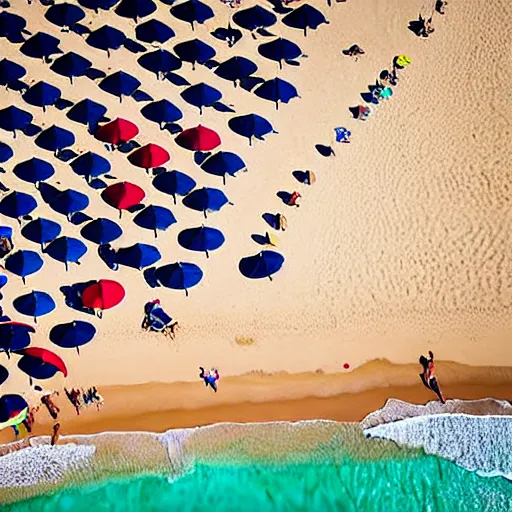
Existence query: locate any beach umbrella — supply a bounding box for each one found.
[178,225,225,258]
[0,191,37,222]
[156,262,203,296]
[0,11,26,39]
[44,236,87,270]
[45,3,86,28]
[183,187,230,218]
[153,170,196,204]
[170,0,214,30]
[87,25,126,57]
[13,291,56,323]
[115,0,157,21]
[0,106,33,137]
[71,152,111,181]
[201,151,246,184]
[22,82,61,112]
[13,158,54,185]
[20,32,62,61]
[35,125,75,154]
[78,0,119,12]
[141,100,183,129]
[0,272,7,291]
[233,5,276,31]
[100,71,141,102]
[239,250,284,280]
[175,125,220,151]
[174,38,216,68]
[0,395,28,424]
[67,99,107,130]
[138,49,181,78]
[254,78,299,109]
[0,142,13,164]
[0,366,7,385]
[0,59,26,87]
[134,205,176,238]
[5,250,44,284]
[21,218,61,249]
[50,321,96,355]
[81,279,126,314]
[181,83,222,114]
[49,189,89,219]
[214,56,257,86]
[258,37,302,68]
[136,19,175,43]
[95,118,139,145]
[17,347,68,381]
[50,52,92,83]
[80,218,122,245]
[228,113,275,145]
[128,144,170,170]
[116,243,161,270]
[282,4,329,36]
[102,181,146,217]
[0,322,35,358]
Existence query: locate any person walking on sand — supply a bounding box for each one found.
[51,422,61,446]
[199,367,220,392]
[419,351,446,403]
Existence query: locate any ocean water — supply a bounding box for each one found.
[2,420,512,511]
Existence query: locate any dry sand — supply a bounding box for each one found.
[0,0,512,436]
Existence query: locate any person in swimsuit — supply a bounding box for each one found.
[199,367,220,392]
[419,351,446,403]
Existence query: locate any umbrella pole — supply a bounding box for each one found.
[154,228,158,239]
[268,275,273,282]
[206,250,209,259]
[76,346,80,356]
[22,277,26,285]
[185,288,189,297]
[119,210,122,219]
[65,261,68,272]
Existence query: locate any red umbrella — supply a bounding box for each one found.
[128,143,170,169]
[175,125,221,152]
[101,181,145,217]
[95,118,139,144]
[82,280,125,315]
[18,347,68,377]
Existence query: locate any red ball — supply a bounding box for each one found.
[343,363,350,369]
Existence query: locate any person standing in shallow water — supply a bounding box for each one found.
[419,351,446,403]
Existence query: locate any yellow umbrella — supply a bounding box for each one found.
[0,407,28,432]
[265,232,279,247]
[305,170,316,185]
[275,214,287,231]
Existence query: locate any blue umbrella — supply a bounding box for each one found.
[13,158,55,185]
[232,5,276,31]
[153,170,196,204]
[116,243,161,270]
[20,32,62,61]
[44,236,87,270]
[100,71,141,102]
[254,78,299,110]
[87,25,126,57]
[181,83,222,114]
[0,106,33,137]
[136,19,175,43]
[81,218,122,245]
[13,291,56,323]
[66,99,107,130]
[239,250,284,280]
[134,205,177,238]
[141,100,183,129]
[0,59,26,87]
[174,38,216,69]
[258,38,302,68]
[0,191,37,222]
[0,142,13,164]
[156,262,203,296]
[50,52,92,83]
[78,0,119,12]
[49,189,89,219]
[0,324,34,358]
[21,218,61,249]
[214,56,257,86]
[115,0,156,21]
[0,395,29,421]
[178,226,225,258]
[0,11,26,39]
[45,3,86,28]
[170,0,214,30]
[50,320,96,354]
[5,250,44,284]
[70,152,111,181]
[22,82,61,112]
[35,125,75,154]
[0,365,7,384]
[183,187,230,218]
[138,49,182,79]
[282,4,329,36]
[201,152,246,184]
[228,113,275,145]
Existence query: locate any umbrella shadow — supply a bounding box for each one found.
[126,203,145,214]
[60,281,96,315]
[277,191,292,205]
[37,182,61,204]
[251,234,268,246]
[143,267,161,288]
[315,144,335,157]
[292,170,309,184]
[262,212,279,230]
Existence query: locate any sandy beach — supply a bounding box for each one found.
[0,0,511,448]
